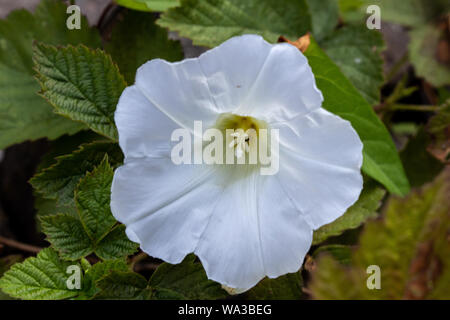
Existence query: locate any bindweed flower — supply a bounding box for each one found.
[111,35,363,291]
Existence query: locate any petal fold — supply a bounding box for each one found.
[111,158,222,263]
[273,107,363,229]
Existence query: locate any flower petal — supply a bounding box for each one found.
[115,85,179,159]
[111,158,222,263]
[197,35,273,113]
[195,169,313,291]
[135,58,220,131]
[194,169,265,290]
[273,107,363,229]
[198,35,323,122]
[257,175,313,279]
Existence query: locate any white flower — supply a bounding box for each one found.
[111,35,363,291]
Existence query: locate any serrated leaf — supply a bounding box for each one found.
[0,248,79,300]
[115,0,179,12]
[105,10,183,83]
[149,255,226,299]
[40,214,93,260]
[30,141,123,207]
[312,180,385,245]
[80,259,128,299]
[33,43,126,140]
[40,158,137,260]
[85,260,129,283]
[0,0,100,149]
[309,168,450,299]
[0,255,23,300]
[96,271,150,300]
[34,195,78,221]
[34,132,102,223]
[42,216,137,261]
[321,25,384,105]
[36,131,102,173]
[305,38,409,195]
[75,157,117,240]
[94,225,139,260]
[246,271,303,300]
[157,0,312,47]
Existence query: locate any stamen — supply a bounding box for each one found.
[230,131,250,158]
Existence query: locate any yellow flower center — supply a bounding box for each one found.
[214,113,269,165]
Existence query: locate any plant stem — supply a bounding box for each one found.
[0,236,41,254]
[390,104,442,112]
[385,53,409,83]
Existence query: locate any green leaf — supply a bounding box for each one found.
[94,225,139,260]
[409,25,450,87]
[400,128,444,187]
[33,43,126,140]
[75,157,117,240]
[305,0,339,41]
[105,10,183,83]
[85,260,128,283]
[40,214,93,260]
[96,271,150,299]
[0,255,23,300]
[36,131,102,173]
[375,0,448,27]
[309,168,450,299]
[116,0,180,12]
[40,158,137,260]
[304,38,409,195]
[246,272,304,300]
[30,141,123,207]
[0,248,79,300]
[337,0,449,26]
[157,0,312,47]
[313,244,352,265]
[34,132,103,223]
[149,255,227,299]
[80,259,128,299]
[0,0,100,149]
[426,100,450,162]
[321,25,385,105]
[34,195,78,221]
[428,101,450,137]
[312,179,385,245]
[41,215,137,262]
[337,0,366,23]
[337,1,449,87]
